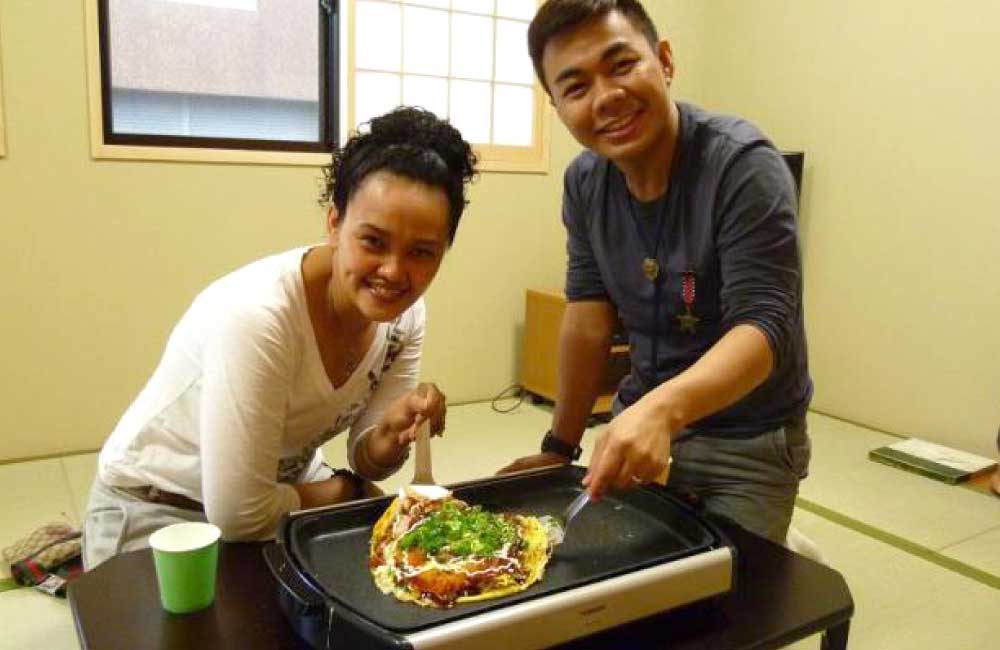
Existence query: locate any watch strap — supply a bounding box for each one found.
[541,430,582,461]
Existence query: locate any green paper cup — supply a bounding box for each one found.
[149,522,221,614]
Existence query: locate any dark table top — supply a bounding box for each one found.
[69,519,852,650]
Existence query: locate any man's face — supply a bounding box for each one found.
[541,11,674,164]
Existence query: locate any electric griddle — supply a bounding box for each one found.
[266,465,734,650]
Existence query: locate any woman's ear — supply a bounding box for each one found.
[326,205,341,245]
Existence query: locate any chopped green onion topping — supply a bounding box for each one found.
[399,502,516,556]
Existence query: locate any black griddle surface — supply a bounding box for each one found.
[284,466,720,633]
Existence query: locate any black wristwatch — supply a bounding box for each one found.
[541,430,582,461]
[330,467,366,499]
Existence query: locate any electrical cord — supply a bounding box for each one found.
[490,383,526,414]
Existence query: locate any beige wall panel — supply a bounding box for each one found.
[418,138,573,407]
[698,0,1000,457]
[0,0,707,461]
[647,0,708,105]
[0,2,323,459]
[0,1,567,459]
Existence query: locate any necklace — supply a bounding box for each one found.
[626,193,669,284]
[624,190,669,392]
[330,329,371,386]
[616,123,687,394]
[324,276,370,381]
[624,129,682,285]
[342,349,361,376]
[335,318,374,379]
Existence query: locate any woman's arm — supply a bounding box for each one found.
[348,299,439,480]
[199,303,301,540]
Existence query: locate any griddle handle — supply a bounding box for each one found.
[263,544,413,650]
[263,542,324,615]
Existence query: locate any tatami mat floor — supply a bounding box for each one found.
[1,404,997,649]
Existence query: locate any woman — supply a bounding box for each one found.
[83,107,478,569]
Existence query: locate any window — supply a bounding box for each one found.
[85,0,549,170]
[350,0,548,172]
[86,0,338,164]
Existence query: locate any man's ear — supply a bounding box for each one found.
[658,39,675,82]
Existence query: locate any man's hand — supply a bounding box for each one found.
[580,324,774,500]
[583,392,674,501]
[497,452,570,475]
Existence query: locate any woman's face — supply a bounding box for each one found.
[328,170,451,322]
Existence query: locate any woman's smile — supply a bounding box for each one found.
[364,277,408,303]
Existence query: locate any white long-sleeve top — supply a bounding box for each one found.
[98,246,423,540]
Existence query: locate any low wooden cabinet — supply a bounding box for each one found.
[520,289,630,415]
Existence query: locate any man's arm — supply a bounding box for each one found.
[586,145,801,499]
[584,323,773,498]
[639,324,773,437]
[551,300,618,443]
[499,299,617,472]
[500,156,613,473]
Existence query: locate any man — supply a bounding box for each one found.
[502,0,812,544]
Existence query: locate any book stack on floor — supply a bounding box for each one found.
[869,438,998,485]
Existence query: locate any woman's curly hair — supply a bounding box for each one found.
[321,107,478,245]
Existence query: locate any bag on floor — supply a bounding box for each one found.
[3,522,83,597]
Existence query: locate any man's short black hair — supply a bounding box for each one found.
[528,0,660,94]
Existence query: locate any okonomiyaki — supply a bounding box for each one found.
[369,486,555,608]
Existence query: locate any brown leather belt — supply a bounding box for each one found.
[120,485,205,513]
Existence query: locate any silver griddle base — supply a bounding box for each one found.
[405,546,733,650]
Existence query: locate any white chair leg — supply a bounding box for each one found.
[785,524,825,564]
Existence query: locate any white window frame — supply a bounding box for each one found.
[83,0,549,171]
[160,0,259,10]
[346,0,549,173]
[84,0,334,166]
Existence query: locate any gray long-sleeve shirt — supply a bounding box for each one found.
[563,102,812,436]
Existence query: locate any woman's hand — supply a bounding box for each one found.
[385,382,447,442]
[367,383,447,468]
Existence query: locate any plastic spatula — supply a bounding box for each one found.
[545,458,672,545]
[544,490,590,546]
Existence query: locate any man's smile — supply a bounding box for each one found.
[597,109,645,141]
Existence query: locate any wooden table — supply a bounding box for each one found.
[69,518,852,650]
